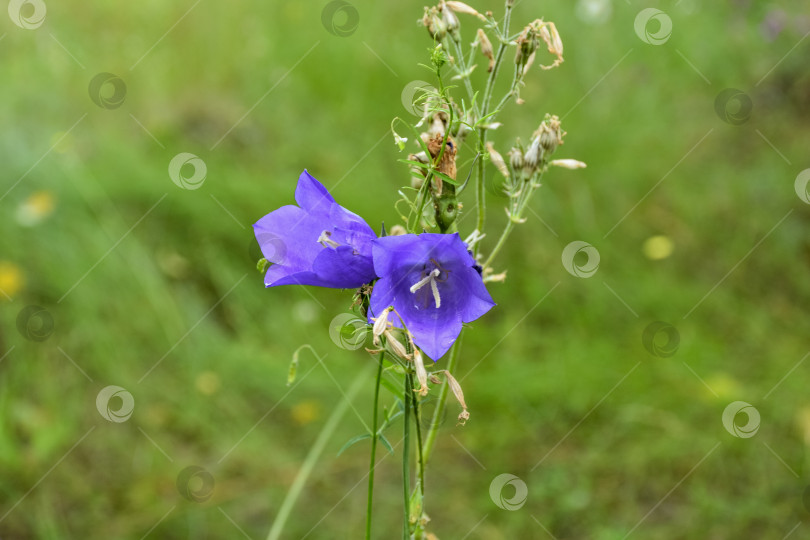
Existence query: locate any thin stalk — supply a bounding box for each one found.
[410,374,426,497]
[266,368,371,540]
[421,332,463,464]
[483,171,545,270]
[365,354,385,540]
[476,0,514,242]
[402,373,412,539]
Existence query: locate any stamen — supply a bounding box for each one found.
[410,268,442,309]
[317,230,340,248]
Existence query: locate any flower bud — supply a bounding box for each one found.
[539,21,563,70]
[508,147,524,171]
[372,306,392,346]
[389,225,407,236]
[477,28,494,72]
[421,6,447,41]
[440,1,460,37]
[550,159,587,169]
[385,329,411,361]
[536,115,563,154]
[486,142,509,178]
[413,349,429,396]
[523,136,541,172]
[446,1,487,21]
[436,370,470,425]
[514,25,538,68]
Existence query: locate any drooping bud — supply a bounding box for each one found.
[372,306,392,346]
[538,21,563,70]
[413,349,429,396]
[446,1,487,21]
[486,142,509,178]
[437,370,470,425]
[550,159,587,169]
[385,329,411,361]
[477,28,494,72]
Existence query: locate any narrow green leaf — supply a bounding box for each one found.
[337,433,371,457]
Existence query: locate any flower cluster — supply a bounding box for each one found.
[254,171,495,361]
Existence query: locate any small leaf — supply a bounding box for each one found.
[378,433,395,455]
[337,433,371,457]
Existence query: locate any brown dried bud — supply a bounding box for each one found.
[477,28,494,72]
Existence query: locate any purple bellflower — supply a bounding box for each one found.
[253,170,377,288]
[368,233,495,361]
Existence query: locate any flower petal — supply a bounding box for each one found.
[311,245,376,288]
[295,170,335,214]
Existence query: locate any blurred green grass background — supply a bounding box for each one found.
[2,0,810,538]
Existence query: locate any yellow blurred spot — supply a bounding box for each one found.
[291,400,321,425]
[16,190,55,227]
[704,372,741,400]
[50,131,73,154]
[643,235,674,260]
[195,371,221,395]
[0,262,24,300]
[795,406,810,447]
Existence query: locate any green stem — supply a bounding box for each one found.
[421,332,463,464]
[476,0,514,244]
[402,373,412,539]
[410,374,426,497]
[483,170,544,270]
[266,368,371,540]
[365,354,385,540]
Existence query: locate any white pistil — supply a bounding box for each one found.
[410,268,442,309]
[317,230,340,248]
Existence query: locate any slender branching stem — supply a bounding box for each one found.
[476,0,515,243]
[402,372,412,539]
[365,354,385,540]
[410,374,426,497]
[483,169,545,270]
